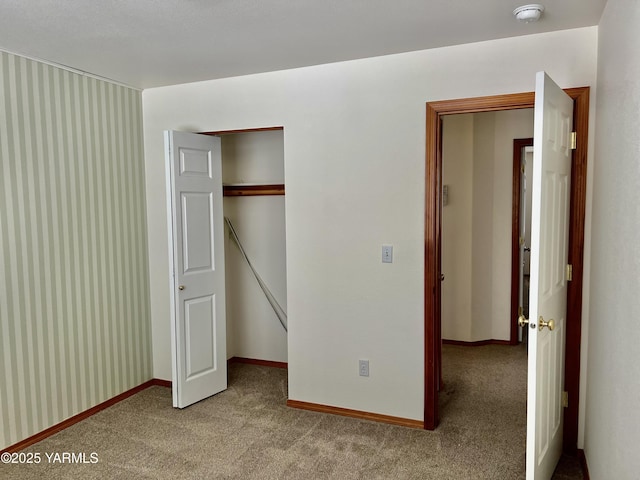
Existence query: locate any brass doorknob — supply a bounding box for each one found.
[518,315,529,327]
[538,317,555,331]
[178,285,185,291]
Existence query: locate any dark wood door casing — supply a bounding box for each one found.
[424,88,589,456]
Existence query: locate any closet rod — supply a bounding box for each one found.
[225,217,288,332]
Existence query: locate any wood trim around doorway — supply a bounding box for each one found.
[424,88,590,455]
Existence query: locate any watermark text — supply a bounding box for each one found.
[1,451,99,464]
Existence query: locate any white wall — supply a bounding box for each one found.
[489,110,535,340]
[441,114,473,341]
[442,110,533,342]
[584,0,640,477]
[143,27,597,422]
[470,112,497,340]
[222,131,288,363]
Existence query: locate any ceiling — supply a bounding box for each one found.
[0,0,607,89]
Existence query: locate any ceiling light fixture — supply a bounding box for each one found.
[513,4,545,23]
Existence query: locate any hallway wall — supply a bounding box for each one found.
[442,109,533,342]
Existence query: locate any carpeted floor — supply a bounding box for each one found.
[1,345,582,479]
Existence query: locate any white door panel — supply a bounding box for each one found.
[526,72,573,480]
[184,295,216,378]
[182,192,215,273]
[165,130,226,408]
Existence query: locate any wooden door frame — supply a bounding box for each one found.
[424,87,589,455]
[511,137,534,345]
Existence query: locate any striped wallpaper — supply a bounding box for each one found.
[0,51,152,449]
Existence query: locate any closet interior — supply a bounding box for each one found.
[219,128,288,364]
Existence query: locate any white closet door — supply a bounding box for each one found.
[165,130,226,408]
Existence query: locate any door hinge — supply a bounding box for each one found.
[570,131,577,150]
[566,264,573,282]
[562,391,569,408]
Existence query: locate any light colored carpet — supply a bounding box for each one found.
[1,345,582,479]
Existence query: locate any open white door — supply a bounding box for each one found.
[526,72,573,479]
[165,130,226,408]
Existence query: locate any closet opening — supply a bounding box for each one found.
[205,127,288,369]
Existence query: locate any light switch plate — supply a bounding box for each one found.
[382,245,393,263]
[359,360,369,377]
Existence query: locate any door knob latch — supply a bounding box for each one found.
[178,285,185,291]
[538,316,555,331]
[518,315,529,327]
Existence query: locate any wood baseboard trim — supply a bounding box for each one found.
[442,339,513,347]
[150,378,172,388]
[1,379,160,453]
[228,356,288,369]
[287,399,424,429]
[577,449,591,480]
